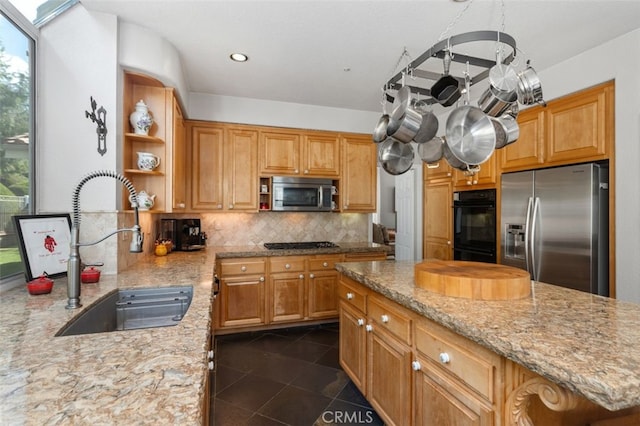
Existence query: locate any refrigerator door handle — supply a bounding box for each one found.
[530,197,541,281]
[524,197,534,275]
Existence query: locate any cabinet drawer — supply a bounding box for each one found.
[343,252,387,262]
[219,258,266,276]
[368,296,412,345]
[269,256,306,273]
[308,255,342,271]
[415,321,498,402]
[338,280,367,313]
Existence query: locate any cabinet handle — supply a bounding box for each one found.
[260,276,265,282]
[357,318,365,326]
[381,314,389,323]
[241,266,247,272]
[285,263,291,269]
[439,352,451,364]
[309,273,315,279]
[447,172,452,177]
[411,360,422,371]
[208,361,214,371]
[365,324,373,332]
[177,202,185,208]
[304,169,309,174]
[473,179,478,184]
[208,350,214,360]
[299,274,304,279]
[447,241,451,245]
[217,204,223,209]
[323,262,328,267]
[294,169,299,174]
[346,292,354,300]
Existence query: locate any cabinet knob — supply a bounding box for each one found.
[208,361,215,371]
[177,202,185,208]
[346,292,354,300]
[357,318,365,326]
[294,169,299,174]
[304,169,309,174]
[381,314,389,323]
[323,262,328,267]
[309,273,315,279]
[411,360,422,371]
[208,350,214,360]
[241,266,247,272]
[473,180,478,184]
[447,241,451,245]
[299,274,304,279]
[229,204,234,209]
[447,172,452,177]
[439,352,451,364]
[260,276,265,282]
[365,324,373,332]
[217,204,223,209]
[285,263,291,269]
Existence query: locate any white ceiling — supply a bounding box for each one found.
[80,0,640,113]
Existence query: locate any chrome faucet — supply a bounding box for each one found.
[66,170,144,309]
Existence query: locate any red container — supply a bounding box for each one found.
[81,267,101,283]
[27,275,54,295]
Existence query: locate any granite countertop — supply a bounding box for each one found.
[213,242,391,258]
[0,250,216,425]
[335,260,640,412]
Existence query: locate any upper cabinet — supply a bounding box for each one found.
[189,121,259,212]
[259,130,340,177]
[122,71,185,213]
[500,81,613,173]
[341,134,377,212]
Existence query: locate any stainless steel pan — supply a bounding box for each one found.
[378,138,415,175]
[445,105,496,165]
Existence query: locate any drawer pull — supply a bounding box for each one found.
[381,314,389,323]
[241,266,247,272]
[323,262,329,267]
[285,263,291,269]
[208,361,215,371]
[346,292,354,300]
[207,350,214,360]
[439,352,451,364]
[357,318,365,326]
[260,276,265,282]
[299,274,304,279]
[411,361,421,371]
[309,273,315,279]
[365,324,373,332]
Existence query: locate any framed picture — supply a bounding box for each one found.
[12,214,72,282]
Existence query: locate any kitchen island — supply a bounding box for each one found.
[335,260,640,425]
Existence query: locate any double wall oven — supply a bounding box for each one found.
[453,189,496,263]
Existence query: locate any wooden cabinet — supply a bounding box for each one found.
[171,99,187,210]
[423,177,453,260]
[308,254,342,319]
[425,159,453,181]
[259,130,340,177]
[188,122,259,211]
[268,256,306,323]
[339,300,368,392]
[122,72,184,212]
[500,81,613,173]
[453,154,497,190]
[341,134,377,212]
[215,258,267,328]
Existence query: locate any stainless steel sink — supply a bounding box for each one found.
[56,286,193,336]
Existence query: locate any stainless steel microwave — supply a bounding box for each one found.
[272,176,334,212]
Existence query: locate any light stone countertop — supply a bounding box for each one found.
[0,242,385,425]
[335,260,640,412]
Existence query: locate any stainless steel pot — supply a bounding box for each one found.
[442,142,469,171]
[477,85,517,117]
[387,104,422,143]
[492,115,520,149]
[412,111,439,144]
[445,105,496,165]
[417,136,444,163]
[372,113,390,143]
[377,138,415,175]
[516,61,545,106]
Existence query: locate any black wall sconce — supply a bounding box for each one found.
[85,96,107,156]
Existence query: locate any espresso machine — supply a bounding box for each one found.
[160,219,206,251]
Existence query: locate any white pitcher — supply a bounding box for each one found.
[137,152,160,171]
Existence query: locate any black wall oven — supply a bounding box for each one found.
[453,189,496,263]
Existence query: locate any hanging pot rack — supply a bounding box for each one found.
[384,30,517,105]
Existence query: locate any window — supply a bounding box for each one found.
[8,0,78,27]
[0,2,36,286]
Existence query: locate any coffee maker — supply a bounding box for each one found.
[160,219,206,251]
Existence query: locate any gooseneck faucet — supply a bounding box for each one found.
[66,170,144,309]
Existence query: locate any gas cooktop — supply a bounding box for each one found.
[263,241,340,250]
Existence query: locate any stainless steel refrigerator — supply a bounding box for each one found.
[500,162,609,296]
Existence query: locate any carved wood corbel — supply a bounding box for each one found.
[506,377,580,425]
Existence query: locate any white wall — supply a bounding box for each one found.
[535,29,640,303]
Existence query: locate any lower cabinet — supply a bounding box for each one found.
[215,252,385,333]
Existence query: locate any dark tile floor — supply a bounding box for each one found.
[210,323,383,426]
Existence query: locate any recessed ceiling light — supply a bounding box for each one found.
[230,53,248,62]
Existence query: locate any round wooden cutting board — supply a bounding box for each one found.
[414,260,531,300]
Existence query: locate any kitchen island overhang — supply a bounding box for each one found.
[335,259,640,423]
